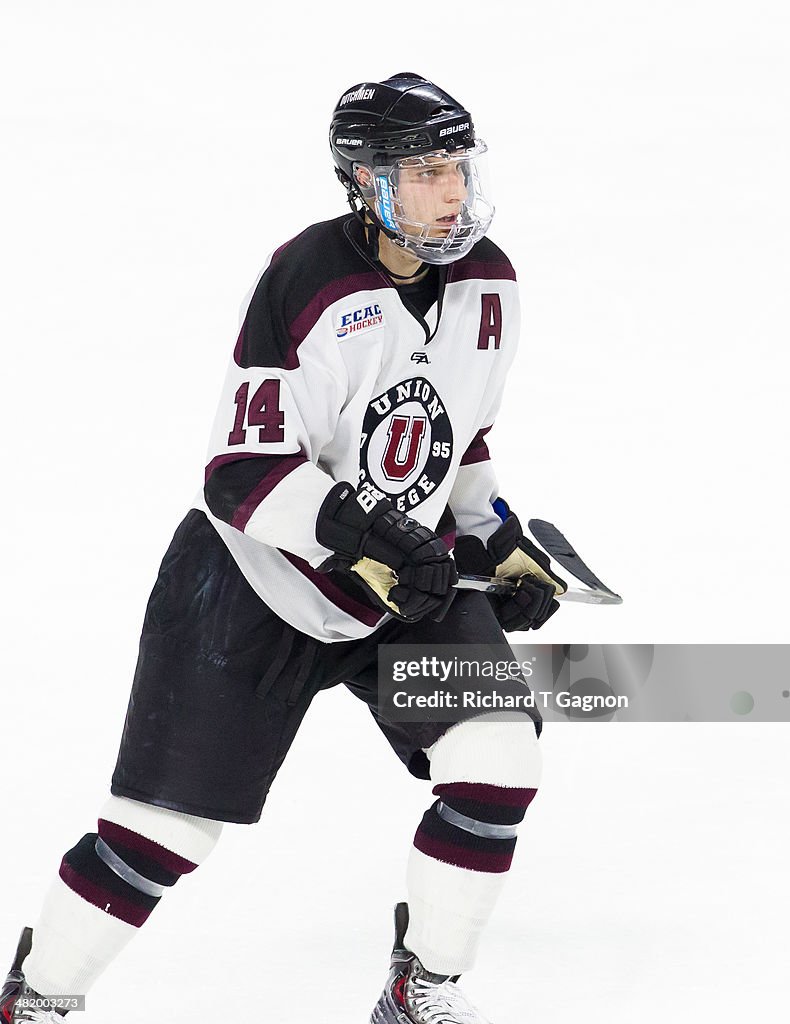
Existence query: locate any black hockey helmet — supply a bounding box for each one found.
[330,72,494,266]
[330,72,476,184]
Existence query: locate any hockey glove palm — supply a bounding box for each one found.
[316,482,457,622]
[454,503,566,632]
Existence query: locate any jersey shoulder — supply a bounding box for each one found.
[451,235,517,282]
[236,214,376,369]
[270,214,364,282]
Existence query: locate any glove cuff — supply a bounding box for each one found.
[316,481,394,560]
[454,513,524,575]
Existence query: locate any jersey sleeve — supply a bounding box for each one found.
[203,252,347,568]
[448,278,520,546]
[448,428,503,544]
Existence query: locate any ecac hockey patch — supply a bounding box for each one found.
[336,303,386,339]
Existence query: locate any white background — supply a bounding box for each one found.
[1,1,788,1021]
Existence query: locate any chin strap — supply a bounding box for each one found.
[375,250,427,282]
[339,170,425,281]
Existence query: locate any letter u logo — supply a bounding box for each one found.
[381,415,427,481]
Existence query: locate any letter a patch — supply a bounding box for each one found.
[477,294,502,350]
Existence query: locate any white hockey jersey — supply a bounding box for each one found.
[193,214,519,641]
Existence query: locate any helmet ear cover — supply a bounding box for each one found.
[343,164,402,254]
[336,165,382,227]
[353,165,375,190]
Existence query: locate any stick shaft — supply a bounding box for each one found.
[454,574,622,605]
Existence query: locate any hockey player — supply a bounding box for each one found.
[2,73,566,1024]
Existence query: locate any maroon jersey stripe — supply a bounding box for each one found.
[459,446,490,467]
[270,234,299,263]
[280,551,386,627]
[231,453,308,531]
[204,452,282,486]
[232,323,246,367]
[440,530,456,550]
[459,425,492,467]
[231,235,300,364]
[449,261,516,283]
[285,272,388,368]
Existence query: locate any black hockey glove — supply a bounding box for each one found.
[316,481,458,622]
[453,501,567,632]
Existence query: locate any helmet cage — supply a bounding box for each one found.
[353,142,494,265]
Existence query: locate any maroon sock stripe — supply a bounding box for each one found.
[60,835,160,928]
[413,830,515,873]
[98,820,198,876]
[60,860,154,928]
[414,804,517,874]
[433,782,538,825]
[433,782,538,809]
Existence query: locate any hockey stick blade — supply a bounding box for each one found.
[455,575,622,605]
[527,519,622,601]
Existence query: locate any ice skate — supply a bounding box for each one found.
[1,928,66,1023]
[370,903,491,1024]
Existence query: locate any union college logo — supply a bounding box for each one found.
[359,377,453,513]
[382,416,426,482]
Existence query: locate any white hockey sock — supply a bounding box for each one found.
[406,849,507,974]
[23,876,137,997]
[404,713,542,976]
[23,796,223,998]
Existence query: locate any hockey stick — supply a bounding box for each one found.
[527,519,622,600]
[455,519,623,606]
[455,575,621,605]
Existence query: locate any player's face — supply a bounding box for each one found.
[396,156,469,237]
